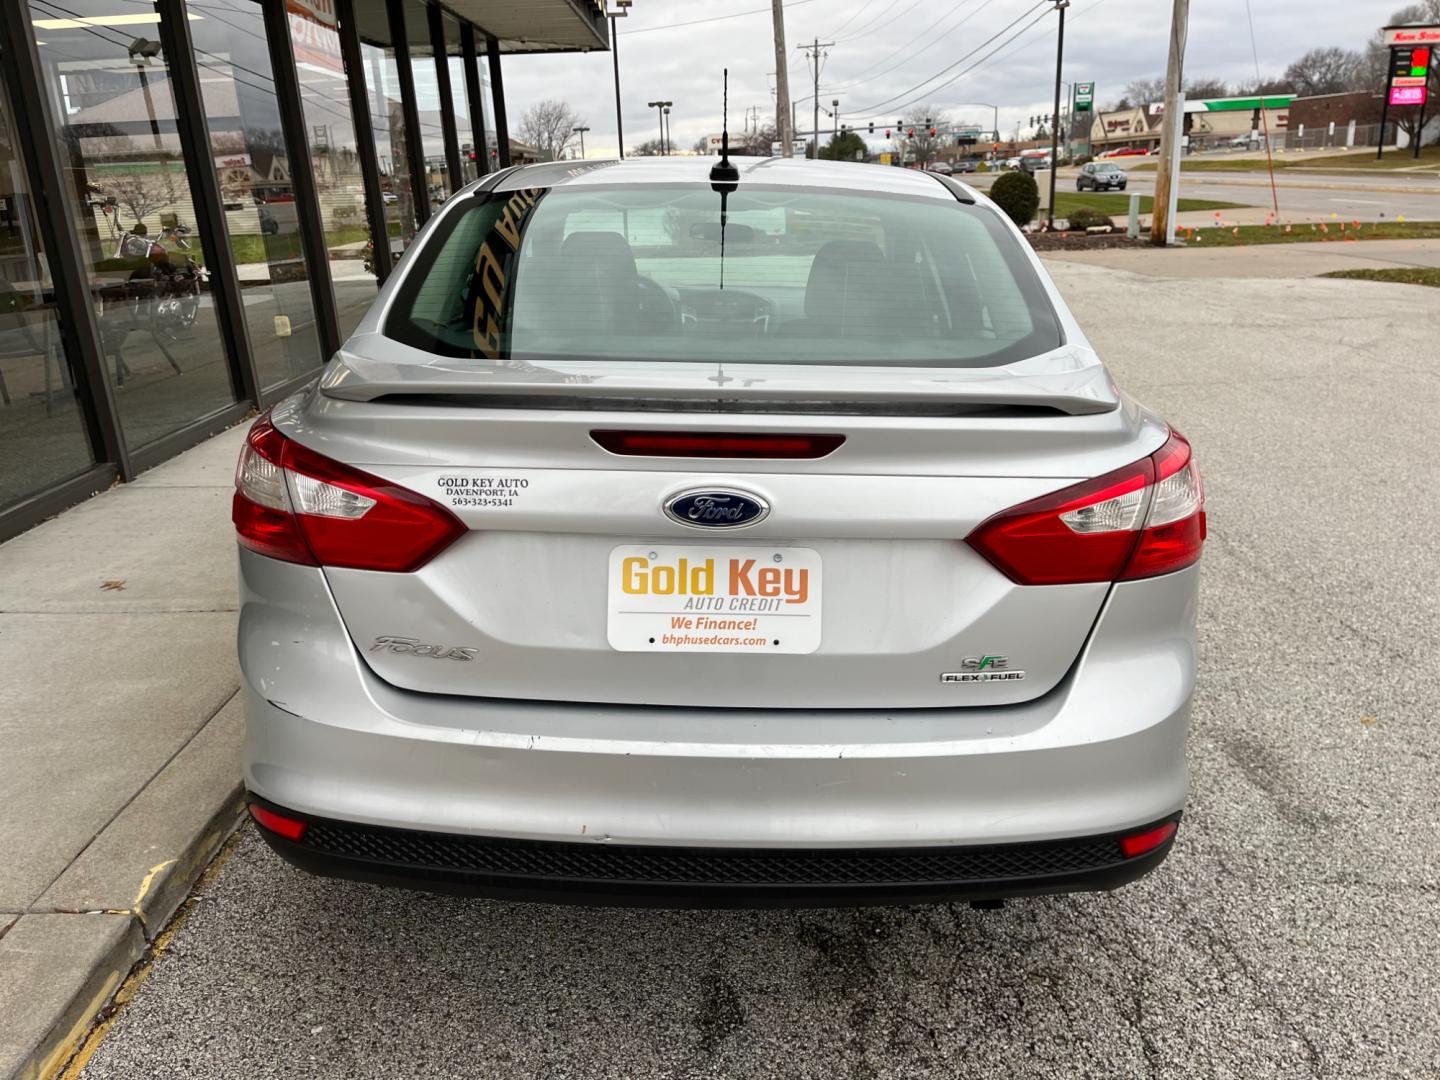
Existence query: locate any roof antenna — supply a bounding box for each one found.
[710,68,740,185]
[711,68,739,290]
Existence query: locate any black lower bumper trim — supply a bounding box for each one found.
[247,794,1180,908]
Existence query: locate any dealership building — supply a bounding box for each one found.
[0,0,606,541]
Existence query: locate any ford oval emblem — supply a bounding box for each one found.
[664,489,770,529]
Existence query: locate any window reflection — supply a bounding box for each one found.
[188,0,326,390]
[0,38,97,510]
[288,0,376,343]
[28,0,237,449]
[406,8,451,206]
[443,13,477,187]
[356,3,416,266]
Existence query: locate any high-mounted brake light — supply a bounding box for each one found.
[591,430,844,459]
[233,415,465,572]
[966,431,1204,585]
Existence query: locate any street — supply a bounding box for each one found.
[968,166,1440,222]
[73,259,1440,1080]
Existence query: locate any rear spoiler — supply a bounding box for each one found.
[318,345,1121,417]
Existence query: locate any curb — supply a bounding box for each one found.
[10,793,246,1080]
[0,703,247,1080]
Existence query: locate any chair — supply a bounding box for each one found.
[0,279,60,410]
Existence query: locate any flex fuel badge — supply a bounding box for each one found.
[941,655,1026,684]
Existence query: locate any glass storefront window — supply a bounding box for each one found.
[0,38,97,510]
[356,3,416,266]
[286,0,376,343]
[28,0,238,450]
[187,0,326,390]
[406,15,451,206]
[443,13,477,187]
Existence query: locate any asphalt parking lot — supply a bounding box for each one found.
[77,261,1439,1079]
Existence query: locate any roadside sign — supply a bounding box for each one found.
[1382,24,1440,47]
[1076,82,1094,112]
[879,151,892,165]
[1390,85,1428,106]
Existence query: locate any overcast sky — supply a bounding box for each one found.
[497,0,1395,155]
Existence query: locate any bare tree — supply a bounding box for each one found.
[740,121,777,157]
[1283,47,1368,97]
[1110,76,1167,111]
[88,139,182,232]
[1234,74,1291,96]
[1183,77,1231,100]
[518,99,584,162]
[629,138,665,157]
[901,105,948,166]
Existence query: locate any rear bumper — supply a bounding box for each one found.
[240,552,1197,870]
[248,794,1180,907]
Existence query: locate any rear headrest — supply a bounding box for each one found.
[803,239,885,322]
[559,230,638,279]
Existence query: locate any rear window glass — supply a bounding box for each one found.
[386,183,1061,368]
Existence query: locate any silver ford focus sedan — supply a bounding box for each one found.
[236,157,1203,907]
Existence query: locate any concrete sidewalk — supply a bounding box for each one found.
[0,423,250,1079]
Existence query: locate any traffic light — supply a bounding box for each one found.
[907,127,914,137]
[868,121,874,133]
[929,127,937,137]
[885,129,891,139]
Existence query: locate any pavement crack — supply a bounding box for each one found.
[1179,876,1328,1079]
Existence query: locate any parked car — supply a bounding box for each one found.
[951,158,978,173]
[236,157,1203,907]
[1076,161,1128,191]
[1002,156,1023,169]
[381,191,398,205]
[926,161,954,175]
[1109,147,1152,158]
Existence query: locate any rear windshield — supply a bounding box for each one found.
[385,183,1061,368]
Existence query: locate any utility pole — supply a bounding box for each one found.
[1150,0,1189,245]
[609,0,631,158]
[772,0,793,156]
[800,38,834,159]
[1046,0,1067,229]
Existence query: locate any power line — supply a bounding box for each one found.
[847,0,1051,116]
[828,0,998,91]
[622,0,818,36]
[836,0,922,43]
[822,0,882,41]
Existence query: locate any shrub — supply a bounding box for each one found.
[1066,207,1115,231]
[989,170,1040,226]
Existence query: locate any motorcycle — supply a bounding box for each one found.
[112,222,203,343]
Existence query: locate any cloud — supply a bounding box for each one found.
[496,0,1394,157]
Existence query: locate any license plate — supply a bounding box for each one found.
[607,545,822,653]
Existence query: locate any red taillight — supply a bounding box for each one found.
[248,803,308,842]
[1118,820,1177,858]
[966,431,1204,585]
[232,415,465,572]
[591,430,844,459]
